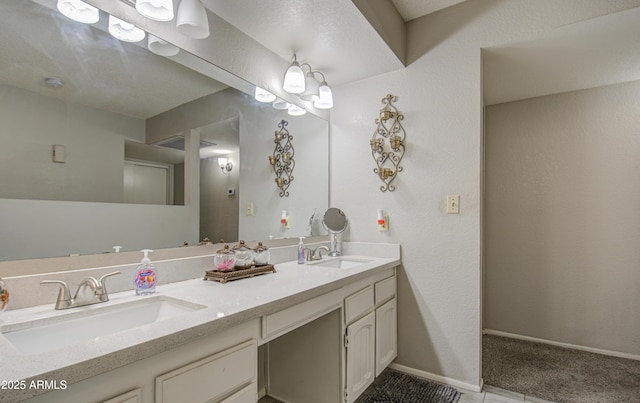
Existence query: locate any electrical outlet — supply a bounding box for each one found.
[447,195,460,214]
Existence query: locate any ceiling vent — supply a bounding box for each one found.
[152,135,216,151]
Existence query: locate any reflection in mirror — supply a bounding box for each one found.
[0,0,329,261]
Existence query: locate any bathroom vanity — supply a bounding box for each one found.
[0,243,399,403]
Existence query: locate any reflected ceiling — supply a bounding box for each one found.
[0,0,227,119]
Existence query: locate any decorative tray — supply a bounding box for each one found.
[203,264,276,284]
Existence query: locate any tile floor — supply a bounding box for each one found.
[458,385,555,403]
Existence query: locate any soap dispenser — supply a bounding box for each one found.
[297,237,305,264]
[134,249,157,295]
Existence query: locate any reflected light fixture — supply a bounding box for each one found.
[218,157,233,173]
[287,104,306,116]
[272,98,291,110]
[255,87,276,103]
[176,0,210,39]
[56,0,99,24]
[148,34,180,56]
[136,0,174,21]
[283,54,305,94]
[108,15,145,42]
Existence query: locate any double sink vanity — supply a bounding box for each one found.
[0,242,400,403]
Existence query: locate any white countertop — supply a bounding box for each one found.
[0,250,400,402]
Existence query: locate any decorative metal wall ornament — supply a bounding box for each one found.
[371,94,405,192]
[269,120,295,197]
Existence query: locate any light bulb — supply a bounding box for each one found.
[314,81,333,109]
[283,58,305,94]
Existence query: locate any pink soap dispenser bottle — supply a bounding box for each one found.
[134,249,157,295]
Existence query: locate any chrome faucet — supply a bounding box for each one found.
[41,271,121,310]
[307,246,330,262]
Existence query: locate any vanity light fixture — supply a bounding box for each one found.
[283,54,333,109]
[108,15,145,42]
[218,157,233,174]
[254,87,276,103]
[176,0,210,39]
[136,0,174,21]
[56,0,99,24]
[148,34,180,56]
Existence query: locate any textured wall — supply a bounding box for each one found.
[484,80,640,356]
[331,0,640,389]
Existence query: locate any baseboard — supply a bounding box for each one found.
[388,363,483,393]
[483,329,640,361]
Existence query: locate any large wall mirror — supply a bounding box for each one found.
[0,0,328,261]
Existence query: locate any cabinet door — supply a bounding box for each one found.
[375,298,397,376]
[345,312,375,403]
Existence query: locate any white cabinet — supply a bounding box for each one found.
[155,340,256,403]
[101,389,142,403]
[375,298,397,376]
[343,270,397,403]
[25,321,259,403]
[345,312,376,403]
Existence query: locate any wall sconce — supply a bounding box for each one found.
[269,120,295,197]
[371,94,406,192]
[218,157,232,174]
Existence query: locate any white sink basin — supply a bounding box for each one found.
[309,257,372,269]
[0,296,206,355]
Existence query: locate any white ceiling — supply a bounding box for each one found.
[201,0,405,88]
[483,6,640,105]
[0,0,226,120]
[391,0,468,21]
[204,0,640,105]
[5,0,639,119]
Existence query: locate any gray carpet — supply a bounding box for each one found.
[483,334,640,402]
[355,368,461,403]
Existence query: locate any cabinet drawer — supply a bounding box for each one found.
[375,276,396,305]
[155,339,256,403]
[262,288,342,342]
[344,285,374,324]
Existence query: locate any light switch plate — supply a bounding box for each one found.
[447,195,460,214]
[245,202,254,216]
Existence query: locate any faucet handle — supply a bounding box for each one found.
[40,280,71,307]
[97,271,121,298]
